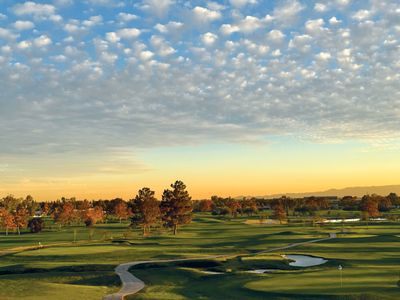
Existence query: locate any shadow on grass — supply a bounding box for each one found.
[0,263,116,275]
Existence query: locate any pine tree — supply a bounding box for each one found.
[161,181,192,235]
[131,187,160,236]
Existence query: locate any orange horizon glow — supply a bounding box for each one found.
[2,140,400,201]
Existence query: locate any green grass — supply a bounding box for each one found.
[0,213,400,299]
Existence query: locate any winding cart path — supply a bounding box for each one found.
[103,233,336,300]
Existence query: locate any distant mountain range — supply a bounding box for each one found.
[236,185,400,199]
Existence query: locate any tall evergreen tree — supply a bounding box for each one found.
[161,181,192,235]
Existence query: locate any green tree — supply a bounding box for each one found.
[28,218,45,233]
[1,195,20,211]
[387,193,400,207]
[22,195,38,215]
[131,187,160,236]
[161,181,192,235]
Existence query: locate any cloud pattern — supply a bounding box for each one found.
[0,0,400,157]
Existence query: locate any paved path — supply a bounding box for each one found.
[103,232,337,300]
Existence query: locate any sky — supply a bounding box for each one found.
[0,0,400,200]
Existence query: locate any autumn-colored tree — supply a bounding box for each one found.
[210,196,240,218]
[53,202,78,227]
[131,187,161,236]
[225,198,241,217]
[114,202,131,223]
[41,202,50,216]
[240,198,258,216]
[197,200,213,212]
[272,203,287,224]
[13,207,29,235]
[360,195,380,218]
[0,208,16,235]
[83,206,105,226]
[161,181,192,235]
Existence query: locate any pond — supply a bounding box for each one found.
[284,254,328,267]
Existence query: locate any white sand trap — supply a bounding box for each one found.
[244,219,286,225]
[284,255,327,267]
[246,269,275,274]
[201,270,224,275]
[322,218,360,223]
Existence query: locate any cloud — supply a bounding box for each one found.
[0,28,18,40]
[1,0,400,160]
[207,2,226,11]
[336,0,351,7]
[314,3,328,12]
[118,12,138,23]
[33,35,52,47]
[267,29,285,43]
[139,50,154,61]
[315,51,331,61]
[273,0,305,26]
[13,2,56,16]
[140,0,175,18]
[154,21,183,34]
[117,28,141,39]
[305,18,327,35]
[220,24,239,35]
[229,0,258,8]
[352,10,372,21]
[82,15,103,27]
[220,15,271,35]
[150,35,176,56]
[100,51,118,63]
[106,28,141,42]
[192,6,222,24]
[329,16,341,25]
[86,0,124,7]
[201,32,218,46]
[14,20,35,31]
[288,34,312,52]
[54,0,73,6]
[237,16,264,33]
[106,32,120,43]
[17,40,32,50]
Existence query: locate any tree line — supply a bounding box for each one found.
[1,185,399,235]
[0,180,192,236]
[194,193,400,223]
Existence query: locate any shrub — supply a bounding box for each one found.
[28,218,44,233]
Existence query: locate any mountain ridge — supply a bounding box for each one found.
[235,184,400,199]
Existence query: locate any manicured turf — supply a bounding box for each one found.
[0,213,399,299]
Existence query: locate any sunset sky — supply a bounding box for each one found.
[1,0,400,200]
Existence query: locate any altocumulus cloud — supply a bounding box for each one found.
[0,0,400,156]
